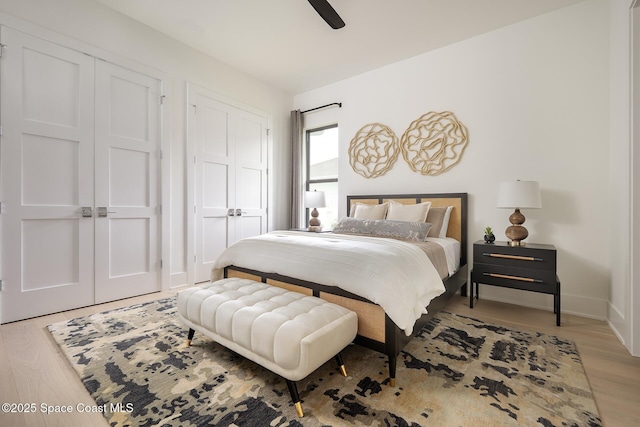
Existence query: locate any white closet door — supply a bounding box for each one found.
[94,61,161,303]
[0,27,95,323]
[190,85,268,283]
[192,91,236,283]
[234,109,268,241]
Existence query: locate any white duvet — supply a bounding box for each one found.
[211,231,446,336]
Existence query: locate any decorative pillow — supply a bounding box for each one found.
[439,206,454,238]
[386,200,431,222]
[426,206,454,238]
[333,217,432,241]
[349,202,389,220]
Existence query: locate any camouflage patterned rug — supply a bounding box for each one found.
[47,297,602,426]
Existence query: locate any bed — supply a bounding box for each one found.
[215,193,468,386]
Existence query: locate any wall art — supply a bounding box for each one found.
[348,122,399,179]
[400,111,468,176]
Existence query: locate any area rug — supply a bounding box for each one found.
[47,297,602,427]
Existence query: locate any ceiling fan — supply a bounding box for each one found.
[307,0,345,29]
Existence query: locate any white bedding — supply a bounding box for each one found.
[424,237,461,277]
[212,231,446,336]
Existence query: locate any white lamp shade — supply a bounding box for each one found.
[304,190,326,208]
[497,181,542,209]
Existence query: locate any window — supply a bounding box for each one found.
[306,125,339,230]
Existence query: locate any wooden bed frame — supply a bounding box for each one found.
[224,192,468,386]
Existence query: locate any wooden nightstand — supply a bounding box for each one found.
[470,240,561,326]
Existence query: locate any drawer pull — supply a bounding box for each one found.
[483,272,543,283]
[483,253,543,262]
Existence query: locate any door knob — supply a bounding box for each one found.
[97,207,117,217]
[80,207,93,217]
[228,209,235,216]
[235,208,247,217]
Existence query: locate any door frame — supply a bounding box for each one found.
[0,16,171,297]
[631,0,639,356]
[185,82,272,286]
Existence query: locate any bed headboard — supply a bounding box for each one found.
[346,192,468,265]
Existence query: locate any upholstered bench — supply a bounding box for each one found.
[176,277,358,417]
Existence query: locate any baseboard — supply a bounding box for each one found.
[473,287,607,320]
[606,301,628,349]
[561,293,607,320]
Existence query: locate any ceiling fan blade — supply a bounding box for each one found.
[307,0,345,29]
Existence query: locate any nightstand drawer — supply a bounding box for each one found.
[473,263,558,294]
[473,243,556,272]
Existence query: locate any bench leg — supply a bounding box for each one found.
[286,380,304,417]
[185,328,195,346]
[389,355,397,387]
[334,352,347,377]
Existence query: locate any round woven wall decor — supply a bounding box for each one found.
[400,111,468,176]
[348,122,399,179]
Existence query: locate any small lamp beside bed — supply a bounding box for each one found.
[497,180,542,246]
[304,190,326,232]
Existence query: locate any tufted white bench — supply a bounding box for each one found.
[176,277,358,417]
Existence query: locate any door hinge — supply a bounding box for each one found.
[0,125,3,137]
[159,149,164,159]
[0,43,6,58]
[160,95,166,105]
[194,205,197,213]
[266,128,271,137]
[194,255,197,263]
[160,259,163,269]
[158,205,162,215]
[0,280,3,291]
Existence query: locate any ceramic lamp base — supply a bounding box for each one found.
[309,207,321,229]
[505,208,528,246]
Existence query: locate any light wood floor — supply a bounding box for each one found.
[0,290,638,427]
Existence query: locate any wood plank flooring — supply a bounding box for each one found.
[0,290,638,426]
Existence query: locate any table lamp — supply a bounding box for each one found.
[497,180,542,246]
[304,190,326,231]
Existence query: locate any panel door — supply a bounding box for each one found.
[94,61,161,303]
[0,27,95,323]
[190,86,268,284]
[234,109,268,241]
[192,92,236,282]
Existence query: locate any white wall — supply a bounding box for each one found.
[0,0,293,288]
[295,0,613,320]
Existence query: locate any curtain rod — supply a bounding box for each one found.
[301,102,342,114]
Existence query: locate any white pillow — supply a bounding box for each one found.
[351,202,389,220]
[439,206,454,238]
[386,200,431,222]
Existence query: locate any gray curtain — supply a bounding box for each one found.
[290,110,304,229]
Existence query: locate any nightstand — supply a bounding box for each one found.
[470,240,560,326]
